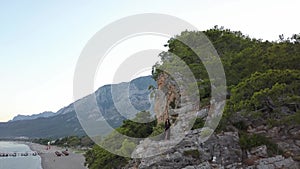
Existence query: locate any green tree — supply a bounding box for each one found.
[84,111,157,168]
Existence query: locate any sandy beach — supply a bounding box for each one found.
[26,143,87,169]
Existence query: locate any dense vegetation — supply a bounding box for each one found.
[85,26,300,168]
[154,26,299,126]
[33,135,94,148]
[225,69,300,124]
[84,111,156,169]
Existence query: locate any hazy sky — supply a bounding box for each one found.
[0,0,299,122]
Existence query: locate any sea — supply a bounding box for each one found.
[0,142,42,169]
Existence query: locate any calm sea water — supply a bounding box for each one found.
[0,142,42,169]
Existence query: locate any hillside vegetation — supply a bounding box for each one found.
[84,26,300,168]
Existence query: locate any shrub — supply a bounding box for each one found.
[239,132,283,156]
[183,149,200,158]
[191,118,205,130]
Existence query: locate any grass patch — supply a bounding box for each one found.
[149,123,165,141]
[191,118,205,130]
[183,149,200,158]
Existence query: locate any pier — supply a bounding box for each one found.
[0,151,38,157]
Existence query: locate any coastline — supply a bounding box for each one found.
[26,142,87,169]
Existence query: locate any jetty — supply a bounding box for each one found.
[0,151,38,157]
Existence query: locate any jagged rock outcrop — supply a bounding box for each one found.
[126,129,299,169]
[128,129,242,169]
[229,110,300,165]
[248,124,300,164]
[128,131,244,168]
[154,73,181,124]
[129,71,300,168]
[128,85,299,169]
[246,155,298,169]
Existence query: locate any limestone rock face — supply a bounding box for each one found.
[154,73,181,124]
[126,128,299,169]
[127,72,300,169]
[245,155,299,169]
[232,110,300,165]
[131,131,244,169]
[246,124,300,164]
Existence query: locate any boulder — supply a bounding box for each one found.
[250,145,268,158]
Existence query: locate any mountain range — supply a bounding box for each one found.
[9,111,56,122]
[0,76,156,139]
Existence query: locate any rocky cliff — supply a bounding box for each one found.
[128,129,299,169]
[154,73,182,124]
[126,73,299,169]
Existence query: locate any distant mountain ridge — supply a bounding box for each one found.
[0,76,156,139]
[9,111,56,122]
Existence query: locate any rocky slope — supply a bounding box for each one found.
[125,72,300,169]
[128,129,299,169]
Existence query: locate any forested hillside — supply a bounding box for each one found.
[84,26,300,168]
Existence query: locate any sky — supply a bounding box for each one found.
[0,0,299,122]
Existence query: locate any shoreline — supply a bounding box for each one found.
[26,142,87,169]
